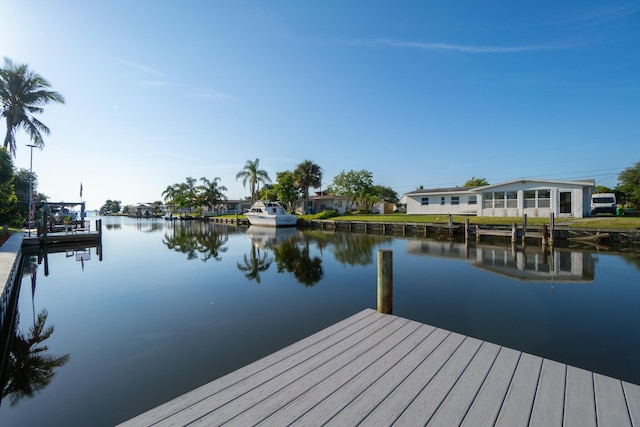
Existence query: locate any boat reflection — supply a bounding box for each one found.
[406,240,595,283]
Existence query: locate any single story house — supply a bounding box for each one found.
[404,178,595,218]
[305,193,351,214]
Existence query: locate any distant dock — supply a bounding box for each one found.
[119,308,640,426]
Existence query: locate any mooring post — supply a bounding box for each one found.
[511,223,517,244]
[522,214,527,245]
[464,218,470,242]
[97,219,103,245]
[475,225,480,243]
[377,249,393,314]
[542,224,548,246]
[549,212,555,246]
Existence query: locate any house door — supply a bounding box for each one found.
[560,192,572,214]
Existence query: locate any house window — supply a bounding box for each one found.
[538,190,551,208]
[451,196,459,205]
[421,197,429,206]
[506,191,517,208]
[524,190,536,208]
[483,192,493,208]
[440,197,445,205]
[524,189,551,208]
[494,192,505,209]
[469,195,477,205]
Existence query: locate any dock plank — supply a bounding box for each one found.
[494,352,543,426]
[426,341,501,426]
[529,359,566,427]
[564,366,596,427]
[393,337,483,426]
[359,332,466,425]
[623,381,640,425]
[195,317,413,425]
[119,309,638,427]
[159,312,399,426]
[120,309,378,427]
[319,327,451,426]
[594,373,632,427]
[260,320,432,425]
[460,347,521,427]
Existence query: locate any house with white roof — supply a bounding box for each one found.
[404,178,595,218]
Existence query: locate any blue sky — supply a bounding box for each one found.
[2,1,639,210]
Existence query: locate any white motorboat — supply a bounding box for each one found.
[244,201,298,227]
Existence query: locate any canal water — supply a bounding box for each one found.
[1,216,639,426]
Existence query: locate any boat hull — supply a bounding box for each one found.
[245,213,298,227]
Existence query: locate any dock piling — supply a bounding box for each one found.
[377,249,393,314]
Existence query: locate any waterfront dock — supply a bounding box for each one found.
[119,308,640,426]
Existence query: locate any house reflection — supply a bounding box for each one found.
[406,240,595,283]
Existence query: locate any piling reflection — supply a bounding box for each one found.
[163,221,229,261]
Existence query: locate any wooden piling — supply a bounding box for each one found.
[542,224,548,246]
[511,223,517,244]
[549,212,555,246]
[377,249,393,314]
[522,214,527,245]
[464,218,470,242]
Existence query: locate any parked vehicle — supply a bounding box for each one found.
[590,193,617,215]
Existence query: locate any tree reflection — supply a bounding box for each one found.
[272,239,323,287]
[163,222,229,261]
[1,309,69,407]
[330,233,385,266]
[237,245,272,283]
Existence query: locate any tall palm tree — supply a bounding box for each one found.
[236,159,271,204]
[198,177,228,214]
[0,58,65,157]
[293,160,322,214]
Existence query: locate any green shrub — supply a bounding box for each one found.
[314,209,339,219]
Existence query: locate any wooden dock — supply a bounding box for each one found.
[119,309,639,426]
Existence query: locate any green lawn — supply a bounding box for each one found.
[209,212,640,229]
[300,213,640,229]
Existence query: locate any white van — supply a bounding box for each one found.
[590,193,617,215]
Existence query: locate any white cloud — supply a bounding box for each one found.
[185,88,237,101]
[340,38,580,53]
[138,80,169,88]
[114,58,168,78]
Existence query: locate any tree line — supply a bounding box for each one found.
[155,158,401,216]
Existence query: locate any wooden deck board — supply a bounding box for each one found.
[118,309,640,427]
[156,312,398,426]
[595,373,632,427]
[259,319,429,425]
[193,317,411,425]
[529,359,566,427]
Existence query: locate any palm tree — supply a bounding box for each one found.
[0,58,65,157]
[236,159,271,204]
[293,160,322,214]
[198,177,228,214]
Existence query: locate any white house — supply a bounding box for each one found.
[404,179,595,218]
[305,193,351,214]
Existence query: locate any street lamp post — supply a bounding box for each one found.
[27,144,37,237]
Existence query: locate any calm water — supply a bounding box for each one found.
[1,216,640,426]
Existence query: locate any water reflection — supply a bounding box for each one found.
[406,240,596,283]
[1,309,69,407]
[0,260,69,408]
[163,221,229,261]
